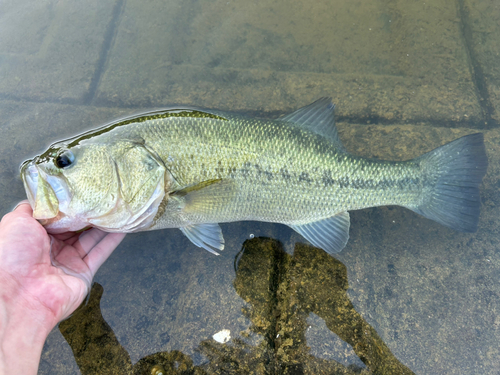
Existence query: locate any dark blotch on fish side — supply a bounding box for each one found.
[298,172,312,183]
[280,168,291,180]
[322,170,336,187]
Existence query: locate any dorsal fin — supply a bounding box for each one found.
[279,97,345,152]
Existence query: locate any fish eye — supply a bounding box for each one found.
[54,150,75,169]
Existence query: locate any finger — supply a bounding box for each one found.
[76,229,109,255]
[53,227,93,243]
[53,231,81,242]
[12,200,33,215]
[85,233,126,274]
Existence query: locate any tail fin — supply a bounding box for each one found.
[409,133,488,232]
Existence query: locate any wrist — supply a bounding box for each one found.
[0,277,55,375]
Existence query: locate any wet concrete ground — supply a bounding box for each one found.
[0,0,499,374]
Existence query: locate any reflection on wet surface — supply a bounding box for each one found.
[60,238,413,374]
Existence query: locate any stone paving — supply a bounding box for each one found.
[1,0,499,374]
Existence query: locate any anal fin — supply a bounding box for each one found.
[289,212,350,254]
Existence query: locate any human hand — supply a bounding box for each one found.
[0,201,125,324]
[0,201,125,374]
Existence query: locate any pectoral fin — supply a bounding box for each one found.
[171,179,236,255]
[171,179,237,215]
[180,223,224,255]
[289,212,350,254]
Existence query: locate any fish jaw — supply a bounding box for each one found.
[21,159,88,233]
[39,213,89,234]
[21,160,59,219]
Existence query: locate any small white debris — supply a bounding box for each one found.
[249,233,254,239]
[213,329,231,343]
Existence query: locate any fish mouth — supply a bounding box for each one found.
[21,160,93,233]
[21,159,72,221]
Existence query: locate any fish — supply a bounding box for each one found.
[21,98,488,255]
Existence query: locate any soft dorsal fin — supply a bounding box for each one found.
[279,97,345,152]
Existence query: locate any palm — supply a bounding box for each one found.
[0,202,125,325]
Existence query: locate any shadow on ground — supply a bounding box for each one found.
[60,238,413,375]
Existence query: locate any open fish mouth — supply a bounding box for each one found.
[21,159,72,225]
[21,159,87,233]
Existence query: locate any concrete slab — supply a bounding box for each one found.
[96,0,483,126]
[465,0,500,124]
[0,0,118,103]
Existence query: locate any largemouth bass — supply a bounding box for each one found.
[21,98,488,254]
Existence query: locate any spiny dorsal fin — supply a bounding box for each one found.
[279,97,345,152]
